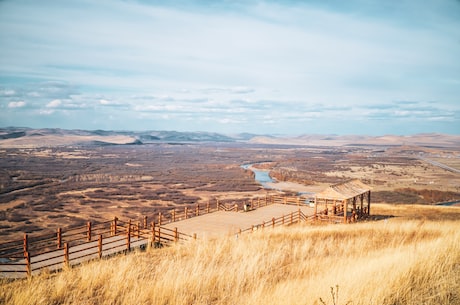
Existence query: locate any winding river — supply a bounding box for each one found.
[241,164,275,189]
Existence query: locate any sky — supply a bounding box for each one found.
[1,0,459,135]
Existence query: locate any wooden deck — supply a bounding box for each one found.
[1,202,316,279]
[163,204,316,238]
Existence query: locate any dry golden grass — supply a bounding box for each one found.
[372,203,460,221]
[1,205,459,305]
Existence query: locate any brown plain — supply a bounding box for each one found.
[1,137,460,243]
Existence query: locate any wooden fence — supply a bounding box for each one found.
[0,194,341,279]
[0,218,192,279]
[238,209,314,234]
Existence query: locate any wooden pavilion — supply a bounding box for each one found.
[314,179,371,223]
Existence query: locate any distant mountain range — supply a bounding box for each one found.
[0,127,459,148]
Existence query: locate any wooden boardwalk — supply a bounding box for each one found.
[1,201,316,279]
[163,204,316,238]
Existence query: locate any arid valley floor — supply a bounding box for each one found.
[1,128,459,243]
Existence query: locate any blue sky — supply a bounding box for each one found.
[1,0,459,135]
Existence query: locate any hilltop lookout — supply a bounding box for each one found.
[315,179,371,223]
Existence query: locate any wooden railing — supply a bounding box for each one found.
[0,194,347,279]
[0,218,192,279]
[157,196,276,218]
[216,195,305,212]
[238,209,316,234]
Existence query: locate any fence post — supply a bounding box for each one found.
[172,209,176,222]
[158,227,161,243]
[282,215,285,225]
[24,251,31,277]
[185,207,188,219]
[87,221,92,242]
[290,212,294,224]
[251,225,254,232]
[98,234,103,259]
[272,217,275,228]
[143,216,148,229]
[193,233,197,240]
[57,227,62,249]
[235,204,238,212]
[196,204,199,217]
[23,234,31,277]
[23,233,28,257]
[64,243,69,268]
[112,217,118,236]
[284,197,287,205]
[158,212,162,226]
[217,199,219,211]
[126,220,131,252]
[174,227,178,242]
[297,197,300,206]
[151,222,155,244]
[262,221,265,228]
[136,222,140,238]
[206,201,210,213]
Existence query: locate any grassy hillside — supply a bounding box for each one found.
[1,204,459,305]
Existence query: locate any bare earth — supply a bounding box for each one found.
[0,129,459,243]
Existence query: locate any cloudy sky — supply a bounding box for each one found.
[1,0,459,135]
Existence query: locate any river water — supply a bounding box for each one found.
[241,164,275,189]
[437,200,460,206]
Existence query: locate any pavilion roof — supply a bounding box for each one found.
[315,179,371,201]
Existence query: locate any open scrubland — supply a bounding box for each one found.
[1,131,460,242]
[1,204,459,305]
[0,144,264,242]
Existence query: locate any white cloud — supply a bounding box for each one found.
[39,109,54,115]
[28,92,41,97]
[8,101,26,108]
[2,90,16,96]
[218,118,244,124]
[46,99,62,108]
[231,87,255,94]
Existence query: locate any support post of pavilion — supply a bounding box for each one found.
[367,190,371,216]
[314,196,318,220]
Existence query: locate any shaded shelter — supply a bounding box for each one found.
[314,179,371,223]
